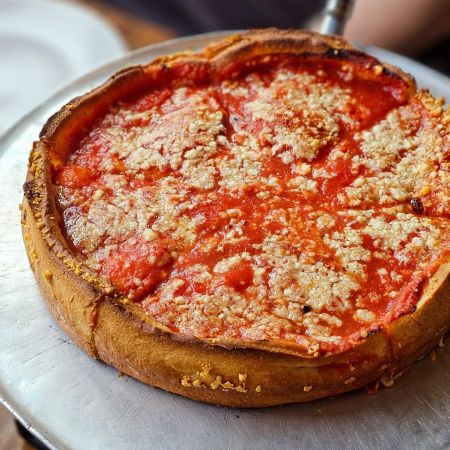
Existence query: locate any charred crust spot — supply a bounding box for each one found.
[367,328,381,337]
[23,181,38,201]
[325,48,342,58]
[302,305,311,313]
[410,197,424,214]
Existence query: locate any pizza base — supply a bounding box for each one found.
[22,29,450,407]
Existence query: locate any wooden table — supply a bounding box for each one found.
[77,0,175,50]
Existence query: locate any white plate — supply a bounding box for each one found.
[0,31,449,450]
[0,0,126,135]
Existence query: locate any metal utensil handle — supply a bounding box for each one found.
[320,0,355,36]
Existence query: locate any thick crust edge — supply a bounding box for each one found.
[22,29,449,407]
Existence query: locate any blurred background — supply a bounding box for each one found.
[0,0,449,448]
[1,0,449,137]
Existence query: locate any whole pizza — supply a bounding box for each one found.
[22,29,450,407]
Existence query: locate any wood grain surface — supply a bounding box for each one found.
[77,0,175,49]
[0,405,33,450]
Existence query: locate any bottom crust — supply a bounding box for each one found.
[21,197,450,407]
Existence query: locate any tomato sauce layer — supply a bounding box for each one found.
[54,55,450,354]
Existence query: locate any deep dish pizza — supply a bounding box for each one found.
[22,29,450,407]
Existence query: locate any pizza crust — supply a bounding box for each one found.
[22,29,450,407]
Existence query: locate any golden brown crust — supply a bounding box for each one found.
[22,191,99,358]
[22,29,449,407]
[207,29,412,85]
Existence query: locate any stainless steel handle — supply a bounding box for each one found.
[320,0,356,36]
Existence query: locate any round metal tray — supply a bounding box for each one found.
[1,31,449,450]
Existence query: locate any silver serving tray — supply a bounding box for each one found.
[1,31,450,450]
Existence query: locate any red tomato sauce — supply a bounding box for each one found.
[53,54,449,354]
